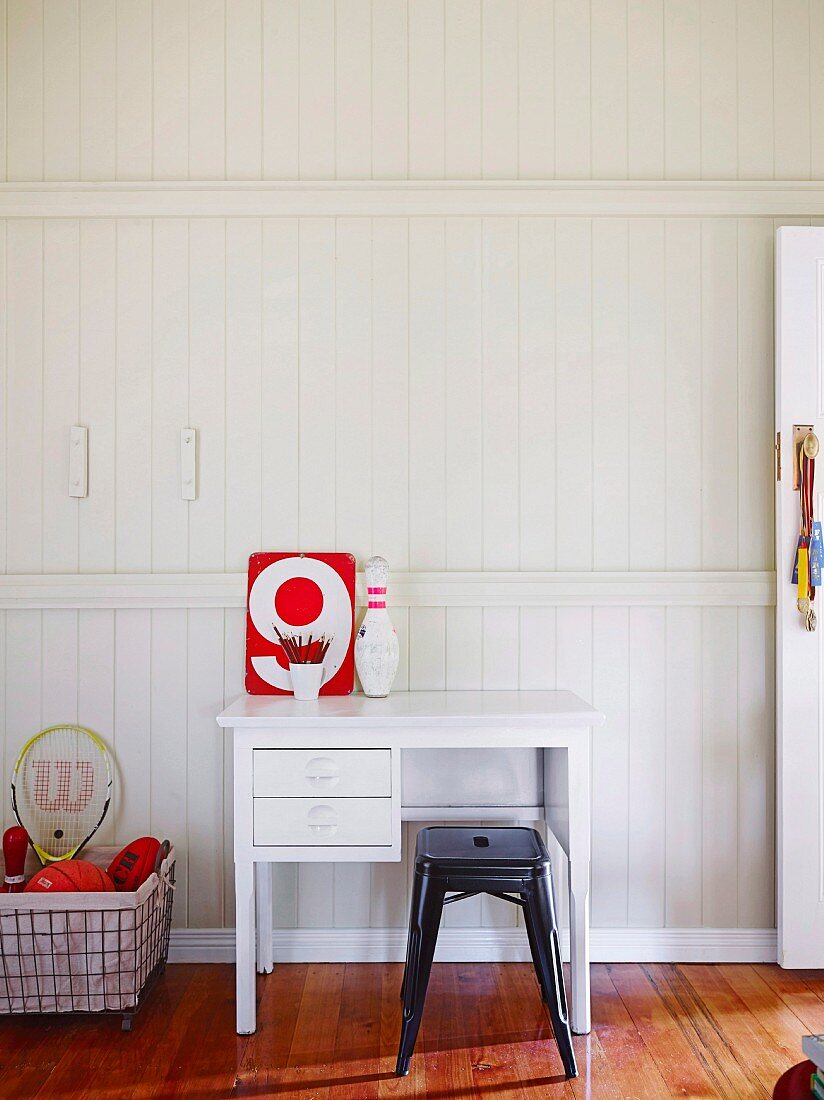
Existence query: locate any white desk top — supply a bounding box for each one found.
[217,689,605,728]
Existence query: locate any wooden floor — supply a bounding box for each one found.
[0,962,819,1098]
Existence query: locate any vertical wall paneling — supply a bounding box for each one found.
[553,0,591,178]
[113,609,152,842]
[261,219,299,550]
[737,606,774,928]
[517,0,554,178]
[665,606,703,926]
[189,0,226,179]
[371,220,409,568]
[188,219,227,572]
[445,218,483,569]
[78,609,115,843]
[151,220,189,571]
[590,0,628,180]
[482,219,519,569]
[627,0,664,178]
[627,607,666,926]
[6,222,43,573]
[370,0,408,179]
[665,218,702,569]
[737,218,774,570]
[663,0,701,178]
[554,219,592,569]
[115,220,152,572]
[225,220,263,567]
[591,607,630,926]
[700,0,737,179]
[4,613,42,823]
[445,607,483,689]
[43,0,80,181]
[7,0,43,181]
[152,0,189,181]
[335,0,372,180]
[334,218,372,560]
[116,0,152,180]
[41,609,79,728]
[150,609,189,927]
[701,606,739,926]
[79,0,116,180]
[297,219,335,549]
[409,219,446,570]
[187,608,225,927]
[262,0,298,180]
[0,0,822,182]
[628,219,666,568]
[226,0,263,179]
[736,0,774,179]
[518,218,555,569]
[592,219,629,570]
[701,219,739,569]
[79,221,117,573]
[445,0,482,179]
[408,0,446,178]
[299,0,335,179]
[772,0,811,179]
[482,0,518,179]
[42,220,79,573]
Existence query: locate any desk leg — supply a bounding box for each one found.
[235,860,256,1035]
[255,863,274,974]
[567,739,592,1035]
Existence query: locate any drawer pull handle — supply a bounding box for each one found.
[304,756,340,790]
[307,804,339,838]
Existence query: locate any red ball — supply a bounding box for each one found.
[106,837,162,892]
[24,860,115,893]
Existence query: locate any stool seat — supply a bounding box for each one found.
[396,825,577,1080]
[414,826,550,876]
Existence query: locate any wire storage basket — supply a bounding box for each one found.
[0,846,175,1030]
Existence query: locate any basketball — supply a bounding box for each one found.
[24,860,115,893]
[106,837,162,892]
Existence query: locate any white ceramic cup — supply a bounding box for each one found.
[289,663,327,700]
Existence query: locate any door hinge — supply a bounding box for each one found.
[776,431,782,481]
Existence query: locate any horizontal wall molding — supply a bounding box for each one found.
[168,926,778,965]
[0,571,776,610]
[0,180,823,218]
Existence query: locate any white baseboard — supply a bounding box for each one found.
[168,925,777,965]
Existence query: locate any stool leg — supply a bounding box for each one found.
[524,878,578,1079]
[396,873,445,1077]
[521,894,549,1002]
[400,869,424,1002]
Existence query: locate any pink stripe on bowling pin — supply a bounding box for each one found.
[368,585,386,608]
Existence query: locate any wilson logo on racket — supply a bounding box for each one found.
[31,760,95,813]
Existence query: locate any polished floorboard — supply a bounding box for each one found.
[0,962,819,1098]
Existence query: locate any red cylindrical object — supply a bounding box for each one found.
[1,826,29,893]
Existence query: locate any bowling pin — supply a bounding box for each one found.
[355,556,400,698]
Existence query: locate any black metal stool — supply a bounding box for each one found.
[396,825,577,1079]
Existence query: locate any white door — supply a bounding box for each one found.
[776,226,824,966]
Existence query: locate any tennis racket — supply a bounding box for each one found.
[11,725,112,865]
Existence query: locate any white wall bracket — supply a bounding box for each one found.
[180,428,197,500]
[68,426,88,498]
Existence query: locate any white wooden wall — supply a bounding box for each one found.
[0,0,805,949]
[2,0,824,182]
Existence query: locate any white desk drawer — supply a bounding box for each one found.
[253,797,393,847]
[253,748,391,798]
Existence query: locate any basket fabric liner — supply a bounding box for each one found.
[0,846,175,1014]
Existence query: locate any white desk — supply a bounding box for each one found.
[217,689,604,1036]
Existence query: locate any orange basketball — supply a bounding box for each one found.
[24,859,115,893]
